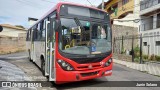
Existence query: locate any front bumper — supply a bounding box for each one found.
[55,63,112,84]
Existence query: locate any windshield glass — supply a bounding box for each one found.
[59,18,111,55]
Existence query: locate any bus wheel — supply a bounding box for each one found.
[28,50,32,62]
[41,58,45,76]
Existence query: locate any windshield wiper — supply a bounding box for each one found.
[74,17,84,31]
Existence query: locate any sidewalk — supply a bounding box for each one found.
[114,59,160,76]
[0,60,36,90]
[0,60,30,81]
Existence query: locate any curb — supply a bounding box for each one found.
[113,59,160,76]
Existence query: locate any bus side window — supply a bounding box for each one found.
[40,21,44,41]
[26,29,30,41]
[31,28,34,41]
[33,25,37,41]
[41,19,47,41]
[37,23,41,40]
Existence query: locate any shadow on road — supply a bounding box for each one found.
[52,78,108,89]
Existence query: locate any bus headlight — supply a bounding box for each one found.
[58,60,74,71]
[104,58,112,67]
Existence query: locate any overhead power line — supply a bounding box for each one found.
[15,0,42,8]
[40,0,56,3]
[86,0,93,6]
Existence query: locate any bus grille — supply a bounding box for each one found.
[80,71,99,77]
[77,64,101,70]
[70,57,105,64]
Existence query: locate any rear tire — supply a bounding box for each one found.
[41,58,45,76]
[28,50,32,62]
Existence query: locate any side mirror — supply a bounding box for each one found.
[0,25,3,32]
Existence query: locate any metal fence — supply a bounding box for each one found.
[113,34,160,63]
[140,0,160,10]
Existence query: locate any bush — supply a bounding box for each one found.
[134,57,140,62]
[121,47,125,54]
[143,55,148,60]
[149,54,155,61]
[134,46,140,58]
[134,46,140,52]
[155,55,160,61]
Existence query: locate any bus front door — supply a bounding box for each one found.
[49,17,56,81]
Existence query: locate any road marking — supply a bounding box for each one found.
[156,65,160,76]
[152,64,157,75]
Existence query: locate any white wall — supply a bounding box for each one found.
[142,28,160,56]
[113,13,140,27]
[0,27,26,37]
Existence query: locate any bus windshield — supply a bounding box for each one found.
[59,18,111,55]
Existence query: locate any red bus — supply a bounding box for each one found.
[26,2,112,84]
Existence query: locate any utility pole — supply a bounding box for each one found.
[102,0,104,10]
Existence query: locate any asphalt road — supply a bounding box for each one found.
[0,52,160,90]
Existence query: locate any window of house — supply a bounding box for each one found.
[122,0,129,5]
[156,41,160,46]
[157,13,160,28]
[143,42,147,46]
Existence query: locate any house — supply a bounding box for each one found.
[98,0,141,54]
[140,0,160,56]
[98,0,140,27]
[0,24,26,37]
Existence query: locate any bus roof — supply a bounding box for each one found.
[29,2,107,30]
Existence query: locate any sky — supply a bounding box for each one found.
[0,0,108,28]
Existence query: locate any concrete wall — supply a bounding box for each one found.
[112,24,138,37]
[142,28,160,56]
[112,25,139,53]
[0,33,26,54]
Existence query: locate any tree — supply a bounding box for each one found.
[111,7,118,16]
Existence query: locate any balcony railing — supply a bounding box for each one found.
[140,0,160,11]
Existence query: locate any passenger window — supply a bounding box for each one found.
[37,23,41,40]
[41,19,48,40]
